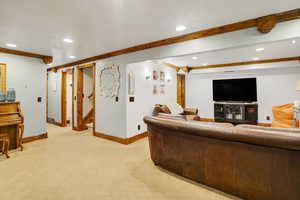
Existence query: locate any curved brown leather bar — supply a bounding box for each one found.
[144,116,300,150]
[236,124,300,133]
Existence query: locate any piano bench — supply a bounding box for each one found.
[0,133,10,158]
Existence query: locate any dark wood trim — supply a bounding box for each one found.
[200,118,216,122]
[72,68,75,129]
[0,47,53,64]
[92,64,96,134]
[257,123,271,127]
[22,133,48,144]
[76,126,89,131]
[177,75,186,108]
[78,63,96,69]
[76,67,84,130]
[94,132,148,145]
[47,9,300,71]
[46,72,48,121]
[53,121,64,127]
[76,63,96,131]
[48,121,64,127]
[61,72,67,127]
[161,62,180,71]
[191,56,300,70]
[72,126,83,131]
[257,15,278,34]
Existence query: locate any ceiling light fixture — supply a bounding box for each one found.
[69,56,76,59]
[64,38,73,43]
[253,57,260,61]
[176,25,186,32]
[6,43,17,48]
[292,40,296,44]
[256,48,265,52]
[192,56,198,60]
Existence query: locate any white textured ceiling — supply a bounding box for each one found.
[0,0,300,66]
[162,38,300,67]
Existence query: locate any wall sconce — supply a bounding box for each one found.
[145,69,151,80]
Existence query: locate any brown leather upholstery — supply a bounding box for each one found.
[185,115,201,121]
[153,104,200,121]
[160,105,171,114]
[144,116,300,200]
[271,104,294,128]
[183,108,198,115]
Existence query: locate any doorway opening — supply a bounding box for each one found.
[76,63,96,132]
[61,69,74,128]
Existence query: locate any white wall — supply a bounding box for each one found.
[47,19,300,138]
[95,62,127,138]
[92,20,300,138]
[186,66,300,123]
[126,61,177,138]
[0,53,47,137]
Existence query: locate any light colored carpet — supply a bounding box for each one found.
[0,124,241,200]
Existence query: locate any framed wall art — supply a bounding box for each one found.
[153,70,158,80]
[99,64,120,98]
[160,71,165,81]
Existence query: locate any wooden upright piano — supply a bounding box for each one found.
[0,102,24,150]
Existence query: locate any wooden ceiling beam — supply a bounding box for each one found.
[160,61,180,71]
[0,47,53,64]
[190,56,300,70]
[78,63,96,69]
[48,8,300,71]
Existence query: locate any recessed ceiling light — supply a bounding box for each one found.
[6,43,17,48]
[253,57,260,61]
[176,25,186,32]
[192,56,198,60]
[69,56,76,59]
[292,40,296,44]
[256,48,265,52]
[64,38,73,43]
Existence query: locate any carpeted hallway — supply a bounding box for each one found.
[0,124,240,200]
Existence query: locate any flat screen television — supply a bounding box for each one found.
[213,78,257,102]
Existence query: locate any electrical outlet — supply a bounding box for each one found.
[129,96,135,102]
[266,116,270,121]
[138,125,141,130]
[116,96,119,102]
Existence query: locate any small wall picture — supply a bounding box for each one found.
[160,71,165,81]
[153,85,158,95]
[160,84,165,95]
[153,70,158,80]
